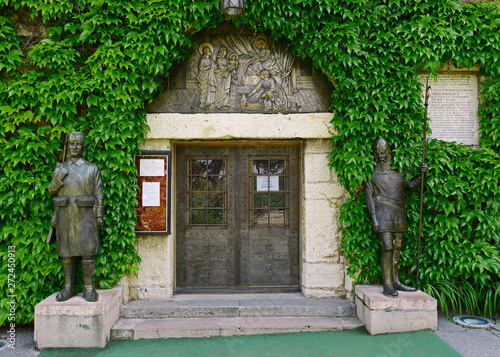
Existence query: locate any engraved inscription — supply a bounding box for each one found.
[418,74,479,146]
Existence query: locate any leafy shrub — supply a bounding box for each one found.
[1,0,500,324]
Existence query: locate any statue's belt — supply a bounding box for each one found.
[373,195,404,210]
[53,197,96,207]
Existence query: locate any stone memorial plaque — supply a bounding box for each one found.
[418,73,479,146]
[146,25,333,114]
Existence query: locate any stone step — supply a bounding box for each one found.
[111,316,364,340]
[120,293,357,319]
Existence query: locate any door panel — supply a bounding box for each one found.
[176,145,299,292]
[176,146,236,289]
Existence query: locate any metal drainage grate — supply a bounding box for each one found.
[452,315,494,329]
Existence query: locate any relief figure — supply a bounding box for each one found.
[197,43,216,109]
[195,35,300,113]
[243,70,294,112]
[213,46,233,109]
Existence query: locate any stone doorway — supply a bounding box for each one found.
[175,144,300,292]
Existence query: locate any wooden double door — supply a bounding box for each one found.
[175,144,300,292]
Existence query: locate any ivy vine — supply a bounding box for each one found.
[1,0,499,324]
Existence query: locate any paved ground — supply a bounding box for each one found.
[0,324,38,357]
[434,315,500,357]
[1,314,499,356]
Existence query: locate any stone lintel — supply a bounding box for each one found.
[146,113,334,140]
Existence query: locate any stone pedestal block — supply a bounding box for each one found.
[35,286,122,348]
[355,285,437,335]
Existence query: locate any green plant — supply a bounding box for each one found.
[1,0,500,325]
[422,280,500,319]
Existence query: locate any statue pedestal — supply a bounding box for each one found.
[35,286,122,348]
[355,285,437,335]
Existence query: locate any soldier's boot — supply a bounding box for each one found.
[82,256,99,302]
[392,236,416,292]
[379,233,398,297]
[56,257,76,302]
[382,249,398,297]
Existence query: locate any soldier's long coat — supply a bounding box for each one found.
[49,158,103,257]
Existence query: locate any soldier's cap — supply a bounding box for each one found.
[68,131,86,143]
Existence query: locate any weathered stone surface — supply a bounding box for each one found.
[110,316,364,340]
[303,153,333,182]
[140,139,172,151]
[302,287,346,298]
[302,236,340,263]
[302,199,339,262]
[35,286,122,348]
[303,199,336,235]
[132,235,174,300]
[239,298,355,317]
[344,266,355,301]
[146,113,333,140]
[355,285,437,310]
[120,293,355,319]
[304,182,344,201]
[302,262,345,289]
[303,139,334,154]
[355,285,437,335]
[121,299,240,319]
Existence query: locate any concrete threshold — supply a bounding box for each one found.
[112,293,363,340]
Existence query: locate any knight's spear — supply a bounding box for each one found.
[416,76,430,291]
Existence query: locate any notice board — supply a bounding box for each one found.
[135,151,171,234]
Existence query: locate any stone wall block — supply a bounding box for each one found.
[134,235,174,299]
[302,199,342,262]
[140,139,172,151]
[302,262,345,289]
[304,182,344,201]
[304,154,333,183]
[304,139,332,154]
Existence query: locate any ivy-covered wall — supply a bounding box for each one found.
[1,0,500,325]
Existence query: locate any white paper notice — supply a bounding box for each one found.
[142,182,160,206]
[256,176,280,191]
[140,159,165,176]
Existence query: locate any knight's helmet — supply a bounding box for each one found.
[373,138,391,156]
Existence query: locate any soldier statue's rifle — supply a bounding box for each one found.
[416,76,430,290]
[46,135,68,243]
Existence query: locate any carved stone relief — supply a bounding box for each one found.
[146,26,333,114]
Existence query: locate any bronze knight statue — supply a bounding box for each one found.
[365,138,428,297]
[49,132,104,302]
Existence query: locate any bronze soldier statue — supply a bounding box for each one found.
[49,132,104,302]
[365,138,428,297]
